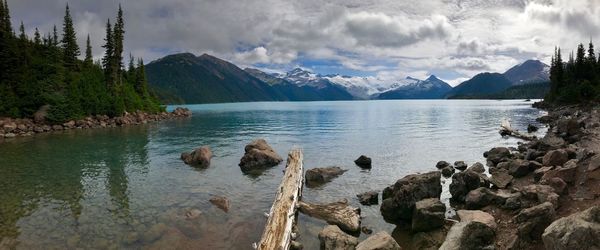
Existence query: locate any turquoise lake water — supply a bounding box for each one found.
[0,100,546,249]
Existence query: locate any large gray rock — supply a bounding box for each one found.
[520,184,559,209]
[514,202,555,242]
[484,147,512,165]
[542,206,600,250]
[239,139,283,172]
[412,198,446,232]
[357,191,379,206]
[441,166,455,177]
[355,155,372,169]
[306,167,347,187]
[380,171,442,224]
[356,231,401,250]
[436,161,450,169]
[490,168,513,189]
[318,225,358,250]
[454,161,468,171]
[180,146,212,167]
[439,221,495,250]
[456,210,497,229]
[449,170,489,203]
[541,159,578,184]
[467,162,486,174]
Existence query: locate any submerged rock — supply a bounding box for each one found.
[209,196,230,212]
[381,171,442,224]
[305,167,347,187]
[354,155,372,169]
[356,231,401,250]
[357,191,379,206]
[239,139,283,172]
[542,205,600,250]
[318,225,358,250]
[180,146,212,167]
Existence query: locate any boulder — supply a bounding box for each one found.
[527,124,539,133]
[449,170,489,203]
[508,159,533,178]
[436,161,450,169]
[588,154,600,172]
[484,147,512,165]
[520,184,559,209]
[306,167,347,187]
[514,202,555,241]
[467,162,485,174]
[490,168,513,188]
[299,199,361,232]
[355,155,372,169]
[2,122,16,133]
[454,161,468,171]
[180,146,212,167]
[318,225,358,250]
[356,231,401,250]
[556,118,580,136]
[209,196,230,213]
[541,159,578,184]
[543,149,569,167]
[542,177,567,194]
[412,198,445,232]
[542,206,600,250]
[439,220,495,250]
[441,166,455,178]
[456,210,497,229]
[534,166,554,182]
[380,171,442,223]
[239,139,283,172]
[357,191,379,206]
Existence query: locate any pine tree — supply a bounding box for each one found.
[33,27,41,45]
[135,58,148,97]
[61,4,80,70]
[52,25,58,46]
[84,34,93,65]
[102,19,114,88]
[0,0,5,33]
[18,21,25,41]
[3,0,11,34]
[113,5,125,85]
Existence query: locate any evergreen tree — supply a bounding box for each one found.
[33,27,41,45]
[84,34,93,66]
[135,58,148,97]
[61,4,80,70]
[52,25,58,46]
[3,0,11,34]
[18,21,25,41]
[113,5,125,85]
[102,19,114,88]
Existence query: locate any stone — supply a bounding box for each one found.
[556,118,580,136]
[356,231,401,250]
[361,226,373,235]
[290,241,303,250]
[239,139,283,172]
[355,155,372,169]
[588,154,600,172]
[542,206,600,250]
[142,223,169,243]
[357,191,379,206]
[490,168,513,188]
[467,162,485,173]
[527,124,539,133]
[180,146,212,167]
[484,147,512,165]
[534,166,554,182]
[209,196,230,212]
[183,208,202,220]
[449,170,489,203]
[52,125,63,130]
[508,159,532,177]
[543,149,569,167]
[441,166,455,177]
[514,202,555,241]
[436,161,450,169]
[381,171,442,223]
[454,161,468,171]
[541,160,578,184]
[412,198,446,232]
[4,133,15,138]
[439,220,495,250]
[299,199,361,232]
[2,122,16,133]
[456,210,497,229]
[520,184,559,209]
[306,167,347,187]
[542,177,567,194]
[318,225,358,250]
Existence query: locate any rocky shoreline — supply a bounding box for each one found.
[0,107,192,140]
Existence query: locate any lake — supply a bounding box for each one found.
[0,100,546,249]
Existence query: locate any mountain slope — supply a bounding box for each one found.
[378,75,452,99]
[146,53,288,104]
[446,73,513,98]
[244,68,354,101]
[278,68,355,100]
[503,59,550,85]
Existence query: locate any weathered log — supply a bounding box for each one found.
[256,149,304,250]
[500,119,536,141]
[298,199,361,232]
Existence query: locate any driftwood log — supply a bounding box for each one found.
[500,119,536,141]
[298,199,361,232]
[256,149,304,250]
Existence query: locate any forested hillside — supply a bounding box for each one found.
[0,1,162,123]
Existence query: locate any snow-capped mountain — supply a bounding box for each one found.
[377,75,453,99]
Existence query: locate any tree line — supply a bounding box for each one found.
[548,41,600,103]
[0,1,163,123]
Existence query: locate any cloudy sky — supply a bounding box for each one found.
[9,0,600,85]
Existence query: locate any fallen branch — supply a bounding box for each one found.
[500,119,536,141]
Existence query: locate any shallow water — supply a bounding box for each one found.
[0,100,546,249]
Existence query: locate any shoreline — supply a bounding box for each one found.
[0,107,192,141]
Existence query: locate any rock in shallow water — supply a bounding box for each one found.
[318,225,358,250]
[412,198,446,232]
[381,171,442,224]
[299,199,361,232]
[239,139,283,172]
[180,146,212,167]
[209,196,230,212]
[354,155,372,169]
[305,166,347,187]
[357,191,379,205]
[356,231,401,250]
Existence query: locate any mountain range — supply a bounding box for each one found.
[145,53,550,104]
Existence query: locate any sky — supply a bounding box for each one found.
[8,0,600,86]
